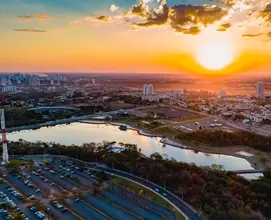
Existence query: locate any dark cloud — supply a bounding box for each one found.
[133,0,169,27]
[132,1,227,35]
[96,15,110,21]
[221,23,231,28]
[217,22,231,32]
[169,4,227,27]
[17,13,51,21]
[261,3,271,23]
[14,29,46,32]
[172,26,201,35]
[131,0,150,17]
[242,33,264,37]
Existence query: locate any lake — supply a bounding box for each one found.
[8,122,255,171]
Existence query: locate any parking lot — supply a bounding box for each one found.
[0,157,178,220]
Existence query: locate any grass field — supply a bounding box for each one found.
[8,159,32,166]
[110,176,186,220]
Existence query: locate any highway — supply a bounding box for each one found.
[86,164,202,220]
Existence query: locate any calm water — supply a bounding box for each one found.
[8,123,254,171]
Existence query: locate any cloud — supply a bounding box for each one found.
[261,3,271,23]
[129,0,151,17]
[96,15,110,21]
[17,13,51,21]
[14,29,46,32]
[217,22,231,31]
[242,33,264,37]
[130,0,228,35]
[169,4,227,27]
[110,4,119,12]
[172,26,201,35]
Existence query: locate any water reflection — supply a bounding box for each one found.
[8,123,254,171]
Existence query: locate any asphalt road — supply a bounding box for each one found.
[88,164,202,220]
[83,194,138,220]
[100,190,163,220]
[66,198,107,220]
[113,186,176,220]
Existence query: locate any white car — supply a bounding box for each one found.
[0,209,7,214]
[155,188,159,192]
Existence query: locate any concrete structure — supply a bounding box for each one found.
[256,82,264,98]
[218,90,227,98]
[0,86,17,94]
[142,84,159,102]
[0,93,8,165]
[148,84,153,95]
[143,84,149,95]
[92,78,96,85]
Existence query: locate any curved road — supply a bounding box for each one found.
[87,164,202,220]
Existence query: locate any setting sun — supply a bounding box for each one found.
[197,40,234,70]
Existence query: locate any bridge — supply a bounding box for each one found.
[28,106,80,112]
[229,169,265,174]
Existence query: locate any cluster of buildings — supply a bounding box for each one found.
[142,84,159,102]
[0,73,68,94]
[218,82,265,99]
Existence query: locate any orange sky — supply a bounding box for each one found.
[0,0,271,76]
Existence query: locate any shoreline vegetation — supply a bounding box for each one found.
[82,119,271,170]
[5,140,271,219]
[5,117,271,170]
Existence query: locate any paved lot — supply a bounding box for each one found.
[26,171,63,195]
[42,170,78,190]
[113,186,176,220]
[83,194,138,220]
[66,199,107,220]
[0,181,39,220]
[4,172,78,220]
[5,174,43,198]
[101,190,163,220]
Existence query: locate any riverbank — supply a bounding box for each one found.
[80,120,269,170]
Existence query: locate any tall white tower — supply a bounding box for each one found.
[256,82,264,98]
[148,84,153,95]
[143,84,148,95]
[0,93,8,165]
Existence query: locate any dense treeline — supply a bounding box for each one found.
[176,130,271,152]
[5,140,271,219]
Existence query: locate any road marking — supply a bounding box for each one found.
[96,193,143,220]
[112,187,167,220]
[81,199,113,220]
[89,168,189,220]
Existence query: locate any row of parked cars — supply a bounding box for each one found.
[7,187,23,200]
[31,171,55,186]
[50,200,68,212]
[0,191,28,220]
[29,206,48,219]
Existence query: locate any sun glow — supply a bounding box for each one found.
[196,39,234,70]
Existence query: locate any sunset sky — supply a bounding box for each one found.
[1,0,271,76]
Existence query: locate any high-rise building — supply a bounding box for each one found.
[218,90,227,98]
[142,84,159,102]
[143,84,149,95]
[92,79,96,85]
[143,84,154,95]
[148,84,153,95]
[256,82,264,98]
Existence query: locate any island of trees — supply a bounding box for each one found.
[5,140,271,220]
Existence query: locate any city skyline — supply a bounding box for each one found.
[1,0,271,76]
